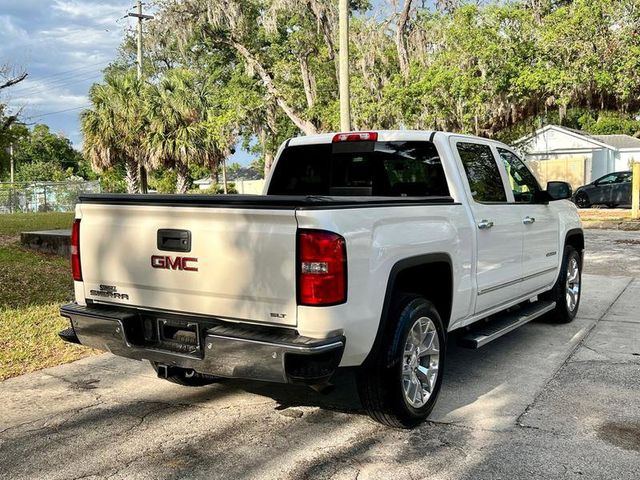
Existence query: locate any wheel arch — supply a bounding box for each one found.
[565,228,585,259]
[363,253,453,366]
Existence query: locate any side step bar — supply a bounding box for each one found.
[460,300,556,349]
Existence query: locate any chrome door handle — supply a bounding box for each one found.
[523,216,536,225]
[477,219,494,230]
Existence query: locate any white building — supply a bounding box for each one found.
[514,125,640,188]
[193,176,265,194]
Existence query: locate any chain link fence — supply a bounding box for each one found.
[0,180,101,214]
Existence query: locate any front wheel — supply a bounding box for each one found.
[575,192,591,208]
[540,246,582,323]
[357,294,446,428]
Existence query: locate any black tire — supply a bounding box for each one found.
[150,361,221,387]
[357,294,446,429]
[575,192,591,208]
[540,245,582,323]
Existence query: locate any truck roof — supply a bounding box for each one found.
[287,130,495,147]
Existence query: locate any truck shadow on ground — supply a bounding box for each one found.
[219,327,532,420]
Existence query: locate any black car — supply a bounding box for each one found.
[572,171,633,208]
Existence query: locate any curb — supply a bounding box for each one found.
[581,221,640,231]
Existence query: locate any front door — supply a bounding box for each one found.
[497,147,559,294]
[453,140,524,314]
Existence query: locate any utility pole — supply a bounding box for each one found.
[9,143,14,184]
[632,161,640,220]
[339,0,351,131]
[127,1,154,193]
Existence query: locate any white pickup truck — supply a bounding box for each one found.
[60,130,583,428]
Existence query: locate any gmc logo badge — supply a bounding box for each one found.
[151,255,198,272]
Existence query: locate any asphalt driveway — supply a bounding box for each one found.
[1,230,639,479]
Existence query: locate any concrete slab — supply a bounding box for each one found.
[584,229,640,277]
[603,278,640,323]
[579,321,640,362]
[518,354,640,446]
[431,317,596,431]
[20,229,71,256]
[576,274,631,320]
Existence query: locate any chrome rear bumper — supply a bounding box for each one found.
[60,303,344,384]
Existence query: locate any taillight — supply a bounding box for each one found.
[298,230,347,306]
[332,131,378,142]
[71,219,82,281]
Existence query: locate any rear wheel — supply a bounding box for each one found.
[575,192,591,208]
[357,294,446,428]
[541,245,582,323]
[150,361,221,387]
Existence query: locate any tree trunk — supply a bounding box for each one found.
[300,54,316,109]
[264,151,274,178]
[306,0,339,83]
[138,163,148,194]
[228,39,318,135]
[175,162,190,194]
[221,159,228,194]
[124,158,140,194]
[396,0,412,79]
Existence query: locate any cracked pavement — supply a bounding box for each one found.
[1,229,639,479]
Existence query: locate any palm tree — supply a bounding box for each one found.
[146,69,208,193]
[81,71,150,194]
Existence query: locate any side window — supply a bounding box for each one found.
[457,142,507,202]
[497,148,541,204]
[618,173,632,183]
[597,174,617,185]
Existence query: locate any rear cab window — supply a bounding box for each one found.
[455,142,507,203]
[268,140,450,197]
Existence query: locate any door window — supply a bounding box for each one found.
[456,142,507,202]
[618,172,632,183]
[497,148,541,203]
[596,174,618,185]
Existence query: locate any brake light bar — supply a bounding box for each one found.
[332,132,378,143]
[298,230,347,306]
[71,219,82,281]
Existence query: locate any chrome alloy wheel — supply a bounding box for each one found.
[566,257,581,312]
[402,316,440,408]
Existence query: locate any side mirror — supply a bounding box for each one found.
[546,181,572,200]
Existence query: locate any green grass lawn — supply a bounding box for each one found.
[0,211,74,236]
[0,212,94,380]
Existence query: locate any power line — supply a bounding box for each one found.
[9,73,104,97]
[18,61,109,84]
[24,105,90,119]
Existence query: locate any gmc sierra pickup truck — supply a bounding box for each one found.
[59,130,583,428]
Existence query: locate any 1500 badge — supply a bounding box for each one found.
[151,255,199,272]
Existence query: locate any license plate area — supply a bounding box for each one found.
[156,318,201,356]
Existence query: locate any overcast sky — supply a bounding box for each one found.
[1,0,135,148]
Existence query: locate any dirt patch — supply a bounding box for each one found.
[0,235,18,247]
[597,421,640,452]
[614,239,640,246]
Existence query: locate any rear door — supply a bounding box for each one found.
[497,147,559,294]
[452,140,524,314]
[78,203,299,326]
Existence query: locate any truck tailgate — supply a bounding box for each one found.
[78,203,298,326]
